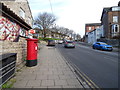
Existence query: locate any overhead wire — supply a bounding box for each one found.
[48,0,54,14]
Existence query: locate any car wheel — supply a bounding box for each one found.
[100,47,103,51]
[110,49,113,51]
[92,46,95,49]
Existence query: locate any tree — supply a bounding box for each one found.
[76,34,81,41]
[34,12,56,38]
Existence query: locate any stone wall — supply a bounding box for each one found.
[0,37,27,68]
[97,38,120,46]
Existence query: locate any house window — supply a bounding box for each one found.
[112,7,120,11]
[89,27,92,30]
[27,17,31,25]
[115,25,118,32]
[112,24,119,33]
[113,16,118,23]
[19,8,25,19]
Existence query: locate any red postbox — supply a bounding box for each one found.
[26,39,38,67]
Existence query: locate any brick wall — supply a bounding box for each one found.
[0,37,27,68]
[102,11,119,38]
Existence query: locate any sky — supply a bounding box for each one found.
[28,0,119,37]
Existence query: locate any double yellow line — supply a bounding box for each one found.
[70,62,100,89]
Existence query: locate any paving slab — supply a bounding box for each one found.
[48,75,59,80]
[13,44,84,88]
[26,80,41,87]
[55,79,68,86]
[41,80,54,86]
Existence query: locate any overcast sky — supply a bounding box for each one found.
[28,0,119,37]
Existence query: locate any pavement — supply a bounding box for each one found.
[13,43,84,88]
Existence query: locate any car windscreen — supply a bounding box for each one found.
[100,43,107,45]
[67,41,74,43]
[48,40,54,41]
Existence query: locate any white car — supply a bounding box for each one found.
[58,40,63,44]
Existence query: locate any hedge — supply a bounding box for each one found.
[39,37,61,41]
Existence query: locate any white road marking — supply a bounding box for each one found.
[103,57,118,63]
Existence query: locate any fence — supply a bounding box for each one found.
[0,53,17,87]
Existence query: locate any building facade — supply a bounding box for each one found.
[85,23,101,42]
[88,25,104,44]
[1,0,33,27]
[0,0,33,67]
[101,6,120,39]
[0,0,33,41]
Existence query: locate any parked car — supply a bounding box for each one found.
[58,40,63,44]
[55,40,58,44]
[47,40,56,46]
[64,41,75,48]
[92,42,113,51]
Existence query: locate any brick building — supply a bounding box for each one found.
[101,6,120,39]
[0,0,33,67]
[85,23,101,42]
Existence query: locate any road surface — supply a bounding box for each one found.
[56,43,118,88]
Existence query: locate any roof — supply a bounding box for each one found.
[88,28,96,34]
[100,7,111,21]
[0,3,32,30]
[27,1,33,21]
[85,23,101,26]
[100,6,120,21]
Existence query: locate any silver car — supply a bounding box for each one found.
[47,40,56,46]
[64,41,75,48]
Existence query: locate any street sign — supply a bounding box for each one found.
[29,29,35,34]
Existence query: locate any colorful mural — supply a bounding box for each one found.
[0,16,21,41]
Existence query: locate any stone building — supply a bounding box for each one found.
[1,0,33,27]
[0,0,33,68]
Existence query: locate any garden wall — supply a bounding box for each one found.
[0,37,27,69]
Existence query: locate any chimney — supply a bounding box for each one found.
[118,1,120,6]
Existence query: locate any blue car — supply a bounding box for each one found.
[92,42,113,51]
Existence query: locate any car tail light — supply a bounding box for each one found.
[66,42,68,44]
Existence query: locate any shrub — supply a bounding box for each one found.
[39,37,60,41]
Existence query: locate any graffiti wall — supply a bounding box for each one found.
[0,15,27,42]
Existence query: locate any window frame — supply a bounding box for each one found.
[113,16,118,23]
[19,7,25,19]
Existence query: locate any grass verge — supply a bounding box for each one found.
[2,78,16,88]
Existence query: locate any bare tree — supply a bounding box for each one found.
[76,34,81,41]
[34,12,56,38]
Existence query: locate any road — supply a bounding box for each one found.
[56,43,118,88]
